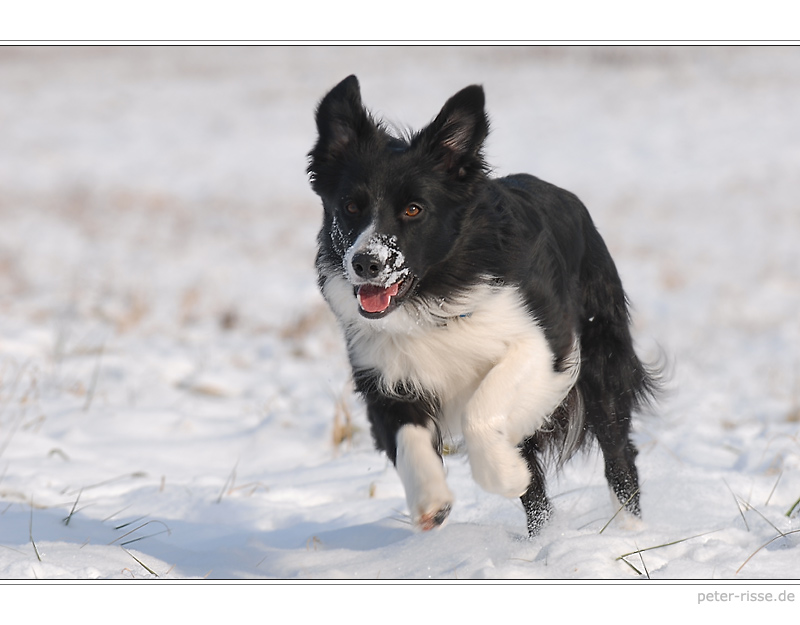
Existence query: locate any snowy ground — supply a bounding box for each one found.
[0,46,799,581]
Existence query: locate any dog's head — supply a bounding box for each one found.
[308,75,489,320]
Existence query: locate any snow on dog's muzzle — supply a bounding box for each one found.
[345,231,413,317]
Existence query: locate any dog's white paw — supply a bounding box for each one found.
[413,500,453,531]
[465,432,531,498]
[405,467,455,531]
[396,424,455,530]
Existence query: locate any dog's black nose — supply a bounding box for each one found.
[352,253,384,280]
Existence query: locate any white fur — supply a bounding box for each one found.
[322,273,580,501]
[463,333,579,497]
[343,222,376,284]
[396,424,454,526]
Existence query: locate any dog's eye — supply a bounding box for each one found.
[404,203,422,218]
[344,201,359,215]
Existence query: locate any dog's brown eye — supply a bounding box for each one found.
[344,201,359,215]
[404,203,422,218]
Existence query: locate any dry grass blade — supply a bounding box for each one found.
[123,548,158,577]
[741,500,786,537]
[765,471,782,506]
[0,543,25,555]
[121,528,171,547]
[599,486,641,534]
[617,530,719,561]
[332,398,354,448]
[619,556,643,576]
[67,472,147,495]
[114,515,147,531]
[786,494,800,518]
[63,488,82,526]
[306,536,322,551]
[736,528,800,575]
[723,479,749,531]
[617,541,652,578]
[29,499,41,562]
[102,505,132,523]
[227,481,269,497]
[216,462,238,503]
[331,384,357,451]
[109,520,171,546]
[637,543,651,579]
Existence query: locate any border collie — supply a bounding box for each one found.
[308,75,657,536]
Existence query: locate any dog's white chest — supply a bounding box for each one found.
[325,275,578,439]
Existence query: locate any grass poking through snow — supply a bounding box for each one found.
[29,499,41,563]
[616,530,719,577]
[598,486,641,535]
[736,528,800,576]
[786,494,800,518]
[62,489,82,526]
[123,548,159,577]
[331,384,358,451]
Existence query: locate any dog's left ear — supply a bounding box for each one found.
[311,75,374,161]
[416,85,489,177]
[308,75,378,195]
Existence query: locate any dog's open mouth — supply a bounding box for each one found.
[356,278,414,317]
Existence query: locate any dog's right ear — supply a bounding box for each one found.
[311,75,374,160]
[414,84,489,180]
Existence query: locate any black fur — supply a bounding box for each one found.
[309,75,658,536]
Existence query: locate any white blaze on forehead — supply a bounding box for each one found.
[344,222,410,286]
[343,223,376,281]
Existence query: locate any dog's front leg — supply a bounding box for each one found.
[365,394,453,530]
[463,337,576,499]
[396,423,453,530]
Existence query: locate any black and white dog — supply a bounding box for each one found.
[308,75,657,536]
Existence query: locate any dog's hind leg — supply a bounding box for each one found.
[519,438,552,536]
[595,416,641,518]
[579,333,645,518]
[578,235,655,520]
[583,387,641,518]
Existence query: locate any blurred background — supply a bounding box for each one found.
[0,46,798,578]
[2,46,798,402]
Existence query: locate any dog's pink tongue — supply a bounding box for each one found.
[358,283,400,314]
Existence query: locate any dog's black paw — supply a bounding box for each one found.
[522,497,552,538]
